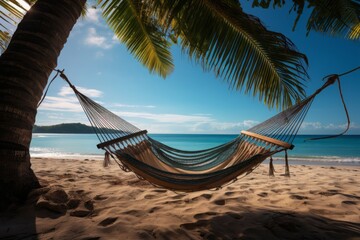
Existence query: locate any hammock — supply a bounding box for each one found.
[57,72,347,192]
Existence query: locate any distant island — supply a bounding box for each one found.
[33,123,95,133]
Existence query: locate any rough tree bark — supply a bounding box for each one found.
[0,0,86,207]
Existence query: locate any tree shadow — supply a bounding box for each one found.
[176,209,360,240]
[1,198,359,239]
[0,194,40,240]
[0,186,68,240]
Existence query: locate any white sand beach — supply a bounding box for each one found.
[0,157,359,239]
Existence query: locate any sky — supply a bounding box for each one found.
[34,2,360,134]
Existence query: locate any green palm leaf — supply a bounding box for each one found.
[0,0,31,51]
[251,0,360,40]
[154,0,308,109]
[306,0,360,40]
[98,0,174,78]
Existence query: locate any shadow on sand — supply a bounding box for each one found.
[0,187,67,240]
[177,209,360,240]
[0,196,40,240]
[1,200,359,239]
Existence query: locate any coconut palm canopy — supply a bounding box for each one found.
[1,0,358,109]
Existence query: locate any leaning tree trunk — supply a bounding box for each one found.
[0,0,86,206]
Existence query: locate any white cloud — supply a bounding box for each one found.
[191,120,259,133]
[110,110,260,133]
[114,103,156,109]
[85,28,107,47]
[86,8,100,23]
[301,122,323,129]
[38,86,103,112]
[84,27,117,49]
[115,111,213,124]
[38,96,83,112]
[36,112,89,126]
[300,121,358,133]
[59,86,103,98]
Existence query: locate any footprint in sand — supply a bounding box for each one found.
[342,200,357,205]
[163,199,183,205]
[271,189,282,194]
[152,189,167,193]
[341,194,360,200]
[98,217,118,227]
[257,192,268,197]
[94,195,108,201]
[80,237,101,240]
[148,206,161,213]
[224,191,235,196]
[171,194,186,200]
[194,212,217,220]
[122,209,145,217]
[109,179,122,185]
[144,194,156,199]
[70,209,92,217]
[191,193,212,201]
[319,191,338,196]
[213,199,226,205]
[200,194,212,200]
[290,194,308,200]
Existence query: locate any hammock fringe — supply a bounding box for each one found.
[269,156,275,177]
[103,151,111,167]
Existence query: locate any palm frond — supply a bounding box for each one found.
[250,0,360,40]
[153,0,308,109]
[98,0,174,78]
[306,0,360,40]
[0,0,31,52]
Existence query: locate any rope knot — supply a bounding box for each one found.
[326,74,339,84]
[57,69,77,91]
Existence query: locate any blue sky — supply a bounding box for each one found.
[35,2,360,134]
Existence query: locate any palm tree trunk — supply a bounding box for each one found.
[0,0,86,206]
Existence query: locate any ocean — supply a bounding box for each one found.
[30,134,360,166]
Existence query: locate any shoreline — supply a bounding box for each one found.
[31,155,360,167]
[1,157,359,239]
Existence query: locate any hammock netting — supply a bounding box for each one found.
[61,73,339,192]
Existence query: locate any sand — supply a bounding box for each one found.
[0,157,359,240]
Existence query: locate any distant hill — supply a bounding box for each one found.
[33,123,95,133]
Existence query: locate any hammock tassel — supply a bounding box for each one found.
[284,150,290,177]
[103,151,111,167]
[269,156,275,177]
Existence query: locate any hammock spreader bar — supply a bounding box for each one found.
[97,130,148,149]
[241,130,294,149]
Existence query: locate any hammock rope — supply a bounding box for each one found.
[43,70,351,192]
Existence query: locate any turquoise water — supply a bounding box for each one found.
[30,134,360,166]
